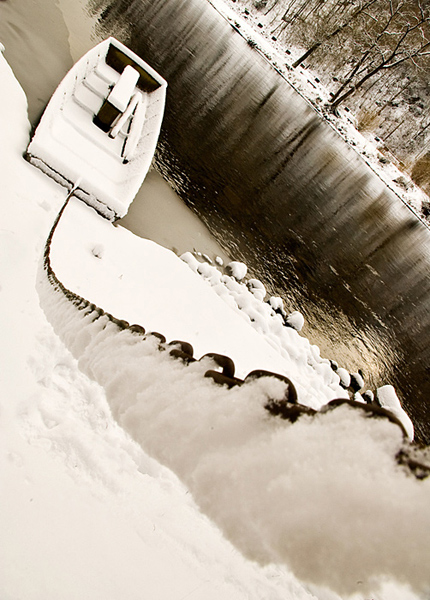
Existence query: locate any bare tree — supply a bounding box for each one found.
[329,0,430,110]
[251,0,430,173]
[271,0,340,35]
[292,0,379,68]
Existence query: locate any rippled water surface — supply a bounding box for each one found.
[1,0,429,442]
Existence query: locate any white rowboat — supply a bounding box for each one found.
[26,37,167,220]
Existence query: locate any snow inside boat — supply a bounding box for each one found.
[25,37,167,220]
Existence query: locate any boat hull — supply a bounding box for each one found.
[26,37,167,220]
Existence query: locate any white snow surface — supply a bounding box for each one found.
[1,49,430,600]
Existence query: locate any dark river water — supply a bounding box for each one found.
[1,0,429,443]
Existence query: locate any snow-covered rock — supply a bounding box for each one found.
[285,310,305,332]
[269,295,286,315]
[336,367,351,389]
[376,385,414,442]
[350,371,365,392]
[225,260,247,280]
[247,278,267,301]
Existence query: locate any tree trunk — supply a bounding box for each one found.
[330,65,384,110]
[292,42,322,67]
[330,60,366,103]
[271,20,288,36]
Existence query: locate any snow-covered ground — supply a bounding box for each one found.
[1,45,430,600]
[0,47,311,600]
[208,0,430,224]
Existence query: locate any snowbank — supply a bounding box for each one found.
[45,193,416,439]
[0,49,316,600]
[37,255,430,596]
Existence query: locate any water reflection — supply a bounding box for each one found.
[88,0,430,442]
[0,0,73,123]
[118,170,232,262]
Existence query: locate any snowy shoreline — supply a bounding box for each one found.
[1,43,430,600]
[37,179,429,598]
[39,184,419,440]
[46,188,416,437]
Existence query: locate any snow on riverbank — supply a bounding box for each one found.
[1,47,429,600]
[209,0,430,224]
[48,197,347,407]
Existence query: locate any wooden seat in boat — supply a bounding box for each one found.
[93,65,140,132]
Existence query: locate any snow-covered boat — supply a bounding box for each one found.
[25,37,167,220]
